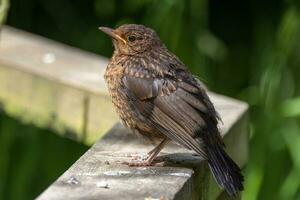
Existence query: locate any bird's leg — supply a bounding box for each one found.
[148,139,168,156]
[146,138,170,162]
[123,138,169,167]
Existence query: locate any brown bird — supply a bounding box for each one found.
[99,24,244,196]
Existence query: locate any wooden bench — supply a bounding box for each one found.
[0,27,248,200]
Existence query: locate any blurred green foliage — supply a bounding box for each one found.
[0,111,88,199]
[2,0,300,199]
[0,0,9,26]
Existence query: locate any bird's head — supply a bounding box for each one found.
[99,24,163,55]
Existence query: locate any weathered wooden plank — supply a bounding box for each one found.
[0,26,118,144]
[37,93,248,200]
[0,26,248,199]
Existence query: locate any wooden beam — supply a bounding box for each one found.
[0,26,249,199]
[0,26,118,144]
[37,94,248,200]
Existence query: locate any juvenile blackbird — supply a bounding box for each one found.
[99,24,244,196]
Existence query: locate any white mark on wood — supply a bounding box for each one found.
[168,172,191,178]
[67,176,80,185]
[42,53,56,64]
[103,170,132,176]
[96,181,109,189]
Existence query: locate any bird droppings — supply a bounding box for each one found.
[67,177,80,185]
[96,181,109,189]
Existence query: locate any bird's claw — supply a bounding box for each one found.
[125,153,149,161]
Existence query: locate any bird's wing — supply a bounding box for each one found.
[122,70,221,158]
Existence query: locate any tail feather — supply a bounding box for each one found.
[207,144,244,196]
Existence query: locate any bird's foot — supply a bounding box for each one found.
[125,153,149,161]
[122,152,165,167]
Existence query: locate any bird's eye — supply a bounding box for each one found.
[127,35,136,42]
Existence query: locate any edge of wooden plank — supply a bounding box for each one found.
[0,26,119,144]
[37,95,248,200]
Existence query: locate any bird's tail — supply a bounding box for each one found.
[206,143,244,196]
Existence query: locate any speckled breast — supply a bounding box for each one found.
[104,62,138,130]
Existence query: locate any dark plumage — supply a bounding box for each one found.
[99,24,244,196]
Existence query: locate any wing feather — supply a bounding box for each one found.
[122,74,216,158]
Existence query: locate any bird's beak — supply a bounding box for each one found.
[99,27,127,45]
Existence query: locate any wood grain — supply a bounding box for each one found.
[0,26,118,144]
[37,94,248,200]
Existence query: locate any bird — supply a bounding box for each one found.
[99,24,244,196]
